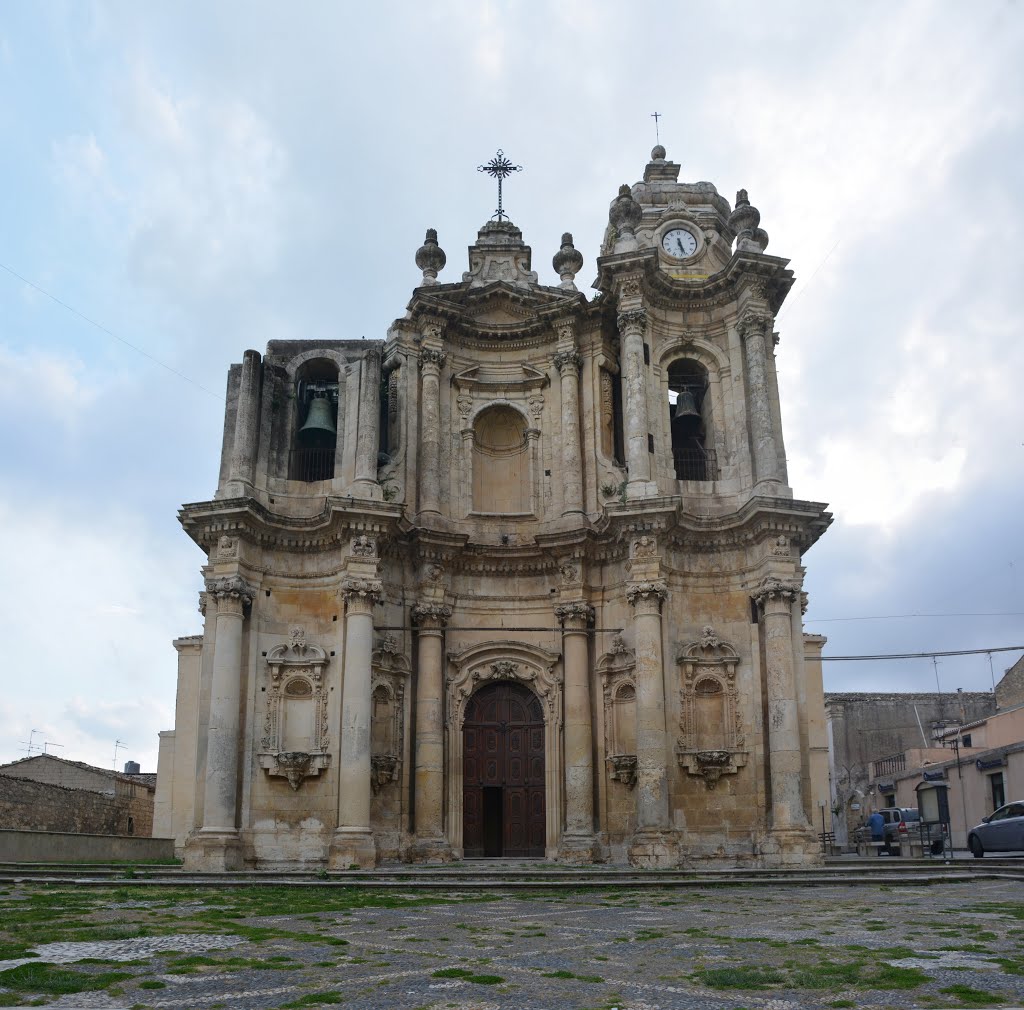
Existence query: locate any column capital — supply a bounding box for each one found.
[341,576,383,612]
[553,349,582,375]
[419,348,447,371]
[753,575,802,609]
[617,307,647,335]
[411,602,452,630]
[555,601,594,630]
[626,580,668,611]
[738,309,773,340]
[205,575,255,615]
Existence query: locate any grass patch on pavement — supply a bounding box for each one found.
[0,961,133,995]
[938,984,1005,1005]
[431,967,505,984]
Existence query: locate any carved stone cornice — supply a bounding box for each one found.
[419,348,447,370]
[752,575,802,608]
[411,602,452,630]
[554,601,594,629]
[553,349,582,375]
[738,310,773,340]
[625,580,668,609]
[616,308,647,334]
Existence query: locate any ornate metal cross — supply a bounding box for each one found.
[477,149,522,221]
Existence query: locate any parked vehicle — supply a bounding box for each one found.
[968,801,1024,857]
[878,807,920,855]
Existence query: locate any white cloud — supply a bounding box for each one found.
[0,346,101,427]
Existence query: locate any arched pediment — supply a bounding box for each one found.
[677,626,739,666]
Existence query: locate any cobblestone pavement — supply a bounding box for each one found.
[3,879,1024,1008]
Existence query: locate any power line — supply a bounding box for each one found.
[808,612,1024,623]
[822,645,1024,663]
[0,260,223,400]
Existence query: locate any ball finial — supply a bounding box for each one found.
[651,144,666,161]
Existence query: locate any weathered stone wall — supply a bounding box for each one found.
[0,829,173,863]
[0,774,154,837]
[996,657,1024,711]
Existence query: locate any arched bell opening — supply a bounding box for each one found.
[291,359,339,481]
[667,359,715,481]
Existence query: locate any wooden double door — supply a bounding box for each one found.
[463,681,545,857]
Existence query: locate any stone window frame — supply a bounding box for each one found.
[675,628,747,789]
[257,631,331,790]
[445,640,562,857]
[370,644,410,795]
[598,643,638,788]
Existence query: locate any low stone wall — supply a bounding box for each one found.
[0,829,174,863]
[0,773,153,836]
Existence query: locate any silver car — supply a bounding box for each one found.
[968,801,1024,857]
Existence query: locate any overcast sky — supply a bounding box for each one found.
[1,2,1022,772]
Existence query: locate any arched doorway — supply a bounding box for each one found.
[462,681,545,857]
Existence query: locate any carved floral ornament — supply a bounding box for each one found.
[554,601,594,627]
[625,580,668,608]
[341,576,384,605]
[558,563,579,585]
[411,602,452,629]
[419,348,447,370]
[552,349,582,374]
[752,575,803,608]
[258,628,331,790]
[217,535,238,559]
[738,310,773,341]
[350,534,377,557]
[205,575,255,611]
[675,627,747,790]
[616,308,647,334]
[632,535,657,558]
[619,275,643,299]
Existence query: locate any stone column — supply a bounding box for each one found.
[556,601,597,860]
[617,308,657,499]
[754,576,808,832]
[626,579,677,867]
[418,348,446,515]
[227,349,261,494]
[329,570,382,868]
[189,575,254,870]
[410,602,453,861]
[554,350,585,515]
[739,311,780,488]
[352,348,382,496]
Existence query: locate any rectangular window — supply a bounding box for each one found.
[643,343,650,365]
[962,734,972,748]
[991,772,1005,812]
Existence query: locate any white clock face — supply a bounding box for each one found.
[662,227,698,259]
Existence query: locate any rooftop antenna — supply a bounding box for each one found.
[113,739,127,768]
[19,728,42,756]
[477,149,522,222]
[988,651,997,693]
[651,111,662,145]
[43,741,63,754]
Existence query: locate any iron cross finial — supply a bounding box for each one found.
[477,149,522,221]
[651,111,662,144]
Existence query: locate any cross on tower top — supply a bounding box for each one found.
[651,111,662,144]
[477,149,522,221]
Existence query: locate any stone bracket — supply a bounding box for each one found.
[675,746,747,790]
[258,750,331,791]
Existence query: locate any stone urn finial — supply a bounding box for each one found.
[415,228,447,285]
[609,184,643,253]
[552,232,584,291]
[728,190,769,253]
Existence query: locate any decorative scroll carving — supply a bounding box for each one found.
[553,350,582,374]
[617,308,647,333]
[491,660,519,678]
[217,535,238,559]
[608,753,637,788]
[351,535,377,557]
[369,643,410,796]
[411,602,452,629]
[419,348,447,369]
[205,575,255,606]
[738,310,773,340]
[528,393,545,418]
[341,576,384,604]
[599,370,614,458]
[554,601,594,626]
[752,576,802,607]
[258,632,331,790]
[620,275,642,299]
[457,394,473,418]
[632,535,657,558]
[675,628,746,789]
[371,754,399,794]
[559,563,579,585]
[625,581,668,607]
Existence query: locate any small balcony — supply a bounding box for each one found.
[872,753,906,778]
[289,447,335,482]
[673,447,718,482]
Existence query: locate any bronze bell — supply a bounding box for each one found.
[673,389,700,420]
[299,395,337,444]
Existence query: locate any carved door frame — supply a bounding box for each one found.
[446,640,562,857]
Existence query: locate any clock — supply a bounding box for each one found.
[661,227,698,259]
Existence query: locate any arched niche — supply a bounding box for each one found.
[290,357,342,482]
[471,404,532,514]
[598,637,638,788]
[258,627,331,790]
[370,642,410,795]
[675,626,747,789]
[666,358,716,481]
[446,640,562,857]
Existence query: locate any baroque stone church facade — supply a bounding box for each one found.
[154,146,833,869]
